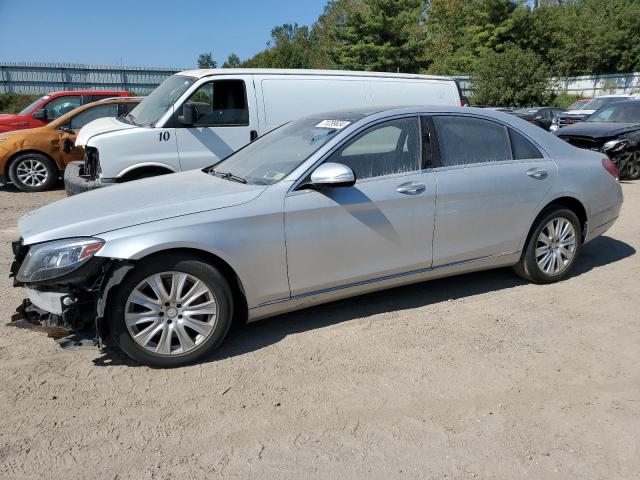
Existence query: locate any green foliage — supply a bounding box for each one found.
[331,0,429,72]
[217,0,640,106]
[222,53,241,68]
[0,93,40,114]
[471,45,553,107]
[241,23,325,68]
[197,52,217,69]
[549,91,584,109]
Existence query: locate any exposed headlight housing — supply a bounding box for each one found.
[602,138,629,154]
[17,237,105,283]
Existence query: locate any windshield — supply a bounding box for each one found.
[587,102,640,123]
[209,114,363,185]
[515,108,540,115]
[567,99,590,110]
[127,75,195,127]
[19,96,48,115]
[581,97,627,111]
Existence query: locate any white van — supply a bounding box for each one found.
[67,69,464,193]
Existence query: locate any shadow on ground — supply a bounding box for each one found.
[88,235,634,367]
[0,180,64,193]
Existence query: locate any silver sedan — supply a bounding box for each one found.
[11,106,623,367]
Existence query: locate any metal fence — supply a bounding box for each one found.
[455,72,640,98]
[2,62,638,98]
[0,62,187,95]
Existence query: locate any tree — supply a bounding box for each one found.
[222,53,241,68]
[242,23,323,68]
[332,0,429,73]
[471,45,553,107]
[197,52,217,69]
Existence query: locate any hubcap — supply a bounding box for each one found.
[16,159,48,187]
[125,271,218,356]
[535,218,577,275]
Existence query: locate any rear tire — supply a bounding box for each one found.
[9,153,58,192]
[106,253,233,367]
[514,207,582,284]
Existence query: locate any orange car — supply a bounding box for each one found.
[0,97,141,192]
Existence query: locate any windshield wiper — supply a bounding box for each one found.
[119,113,138,126]
[209,169,247,184]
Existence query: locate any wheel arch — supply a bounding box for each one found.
[117,163,175,182]
[524,196,588,251]
[5,149,61,175]
[115,247,249,326]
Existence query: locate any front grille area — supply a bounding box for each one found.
[84,148,101,180]
[558,115,587,127]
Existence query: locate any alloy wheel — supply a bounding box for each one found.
[16,158,48,187]
[125,271,218,356]
[535,218,577,275]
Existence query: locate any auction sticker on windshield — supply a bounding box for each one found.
[316,120,351,129]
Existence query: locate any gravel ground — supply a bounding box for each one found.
[0,181,638,480]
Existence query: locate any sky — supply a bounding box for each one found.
[0,0,328,68]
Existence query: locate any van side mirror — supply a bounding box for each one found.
[178,104,197,126]
[32,109,47,120]
[310,163,356,188]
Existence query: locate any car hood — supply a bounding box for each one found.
[0,125,48,142]
[560,109,595,116]
[555,122,640,139]
[0,113,27,132]
[75,116,137,146]
[0,113,25,123]
[18,169,267,245]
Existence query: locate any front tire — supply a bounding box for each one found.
[107,254,233,367]
[9,153,58,192]
[514,207,582,284]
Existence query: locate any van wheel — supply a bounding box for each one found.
[9,153,58,192]
[514,207,582,284]
[107,254,233,367]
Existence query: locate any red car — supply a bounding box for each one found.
[0,90,131,133]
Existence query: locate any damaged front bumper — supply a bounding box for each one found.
[10,238,132,341]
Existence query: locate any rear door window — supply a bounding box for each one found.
[509,129,543,159]
[433,116,512,166]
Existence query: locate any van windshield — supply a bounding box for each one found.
[127,75,195,127]
[208,114,364,185]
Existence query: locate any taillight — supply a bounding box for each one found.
[602,157,619,180]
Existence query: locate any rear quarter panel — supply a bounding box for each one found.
[550,148,623,242]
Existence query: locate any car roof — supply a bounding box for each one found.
[96,96,144,102]
[44,90,130,96]
[598,99,640,106]
[177,68,457,82]
[596,94,635,98]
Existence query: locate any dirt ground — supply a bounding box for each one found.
[0,180,638,480]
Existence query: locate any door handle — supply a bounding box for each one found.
[250,130,258,142]
[526,168,548,179]
[397,182,426,195]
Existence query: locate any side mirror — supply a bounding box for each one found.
[310,162,356,188]
[178,104,196,126]
[32,108,47,120]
